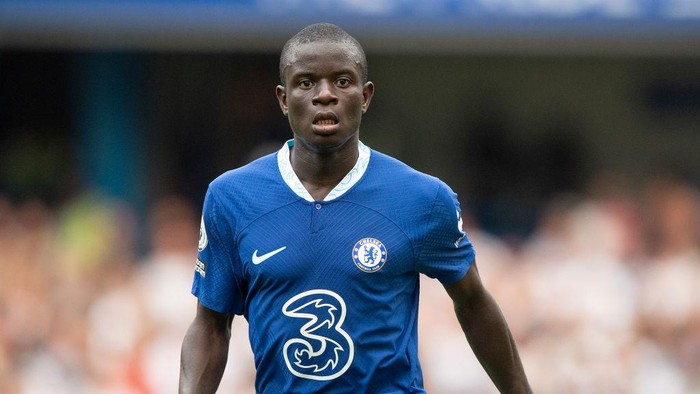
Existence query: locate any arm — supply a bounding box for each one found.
[179,301,234,394]
[443,260,532,393]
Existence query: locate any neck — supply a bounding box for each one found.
[290,138,359,201]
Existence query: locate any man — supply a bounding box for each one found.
[180,23,531,393]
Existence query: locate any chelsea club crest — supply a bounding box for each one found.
[352,238,387,273]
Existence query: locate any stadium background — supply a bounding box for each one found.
[1,1,699,392]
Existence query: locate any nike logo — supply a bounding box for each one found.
[252,246,287,265]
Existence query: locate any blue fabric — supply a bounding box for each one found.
[192,147,475,393]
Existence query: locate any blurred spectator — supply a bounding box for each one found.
[636,176,700,391]
[135,196,198,393]
[519,185,640,392]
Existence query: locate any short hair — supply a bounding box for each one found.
[279,23,368,85]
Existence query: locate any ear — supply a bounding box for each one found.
[361,81,374,114]
[276,85,288,116]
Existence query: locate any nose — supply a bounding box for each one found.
[312,79,338,105]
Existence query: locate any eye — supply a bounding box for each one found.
[336,77,352,88]
[298,79,314,89]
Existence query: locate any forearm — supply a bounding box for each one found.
[454,291,531,394]
[179,318,231,394]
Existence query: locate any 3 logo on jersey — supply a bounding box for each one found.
[352,237,387,273]
[282,289,354,381]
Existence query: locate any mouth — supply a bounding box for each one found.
[312,113,339,133]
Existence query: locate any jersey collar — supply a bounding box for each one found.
[277,139,371,202]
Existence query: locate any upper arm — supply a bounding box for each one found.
[180,302,234,393]
[443,260,489,313]
[193,301,234,335]
[441,260,533,393]
[180,302,233,371]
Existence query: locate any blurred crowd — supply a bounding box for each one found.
[420,172,700,393]
[0,172,699,394]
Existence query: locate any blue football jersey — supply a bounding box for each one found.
[193,140,475,393]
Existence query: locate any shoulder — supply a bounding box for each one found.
[208,152,278,195]
[351,149,457,228]
[367,149,449,199]
[204,152,291,225]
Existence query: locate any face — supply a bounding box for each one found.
[276,40,374,154]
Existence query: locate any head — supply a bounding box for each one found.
[276,23,374,154]
[279,23,368,86]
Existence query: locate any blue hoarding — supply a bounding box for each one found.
[1,0,699,52]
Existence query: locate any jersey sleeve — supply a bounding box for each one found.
[191,187,246,315]
[415,182,476,285]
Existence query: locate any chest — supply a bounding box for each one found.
[237,201,415,291]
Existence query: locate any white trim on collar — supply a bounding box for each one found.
[277,139,371,202]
